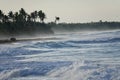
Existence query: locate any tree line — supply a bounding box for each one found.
[0,8,46,23]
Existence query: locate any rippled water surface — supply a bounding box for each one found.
[0,30,120,80]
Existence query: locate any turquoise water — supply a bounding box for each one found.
[0,30,120,80]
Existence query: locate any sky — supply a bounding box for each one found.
[0,0,120,23]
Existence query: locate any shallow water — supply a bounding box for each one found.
[0,30,120,80]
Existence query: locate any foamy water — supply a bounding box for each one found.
[0,30,120,80]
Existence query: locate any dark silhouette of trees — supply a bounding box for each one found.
[8,11,14,22]
[3,15,9,23]
[0,8,55,37]
[34,11,38,22]
[31,12,36,22]
[19,8,27,22]
[30,11,38,22]
[27,15,32,22]
[0,8,120,38]
[38,10,46,23]
[14,12,19,22]
[0,10,4,23]
[0,8,47,23]
[55,17,60,23]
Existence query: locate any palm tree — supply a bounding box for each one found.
[0,10,4,23]
[30,12,36,22]
[14,12,23,22]
[19,8,27,21]
[14,12,19,22]
[27,14,32,22]
[38,10,46,23]
[38,10,42,22]
[3,15,9,23]
[33,11,38,22]
[8,11,14,22]
[55,17,60,23]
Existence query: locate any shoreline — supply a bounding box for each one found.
[0,37,61,44]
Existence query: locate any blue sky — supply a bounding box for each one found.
[0,0,120,23]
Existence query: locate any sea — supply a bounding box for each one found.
[0,30,120,80]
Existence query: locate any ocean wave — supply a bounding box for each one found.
[29,37,120,49]
[0,30,120,80]
[66,37,120,44]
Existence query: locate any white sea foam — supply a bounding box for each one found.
[0,30,120,80]
[0,68,30,80]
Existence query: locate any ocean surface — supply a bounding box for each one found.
[0,30,120,80]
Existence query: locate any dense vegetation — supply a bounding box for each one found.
[0,8,46,23]
[48,21,120,34]
[0,8,53,36]
[0,8,120,37]
[52,21,120,30]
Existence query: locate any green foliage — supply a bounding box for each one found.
[0,8,51,36]
[0,8,120,37]
[38,10,46,23]
[0,22,54,36]
[0,8,46,23]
